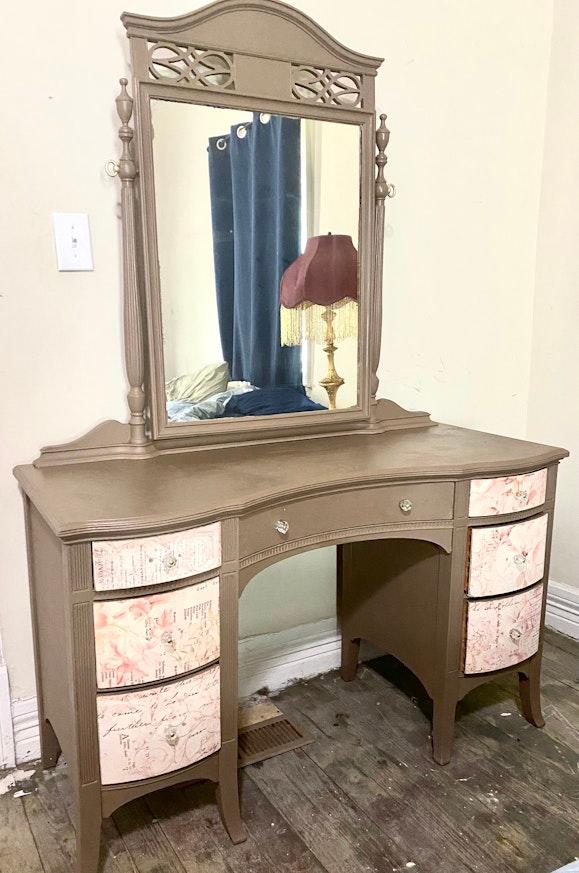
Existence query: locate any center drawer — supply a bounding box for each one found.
[239,483,454,559]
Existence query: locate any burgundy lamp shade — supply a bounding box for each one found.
[280,234,359,346]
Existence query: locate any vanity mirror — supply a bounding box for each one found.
[151,101,362,423]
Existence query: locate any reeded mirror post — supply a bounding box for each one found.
[116,77,148,447]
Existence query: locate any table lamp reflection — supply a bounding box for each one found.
[280,233,358,409]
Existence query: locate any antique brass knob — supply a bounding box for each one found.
[399,499,413,514]
[165,727,179,747]
[509,628,522,642]
[274,519,290,535]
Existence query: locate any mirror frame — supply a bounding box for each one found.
[126,0,384,445]
[34,0,433,468]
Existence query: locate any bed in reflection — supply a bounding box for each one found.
[166,362,327,422]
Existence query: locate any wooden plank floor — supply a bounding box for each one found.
[1,628,577,873]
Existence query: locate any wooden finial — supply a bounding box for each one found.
[375,114,391,201]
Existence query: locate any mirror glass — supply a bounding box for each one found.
[151,99,361,424]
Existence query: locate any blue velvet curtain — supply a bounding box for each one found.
[208,114,302,388]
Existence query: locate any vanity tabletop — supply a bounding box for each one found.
[14,422,567,541]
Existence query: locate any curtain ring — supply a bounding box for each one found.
[236,124,249,139]
[259,113,271,124]
[216,137,227,151]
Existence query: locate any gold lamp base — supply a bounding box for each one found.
[319,306,344,410]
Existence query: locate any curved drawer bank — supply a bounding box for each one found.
[97,665,221,785]
[94,577,220,689]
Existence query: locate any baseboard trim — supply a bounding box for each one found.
[0,638,16,770]
[11,698,40,766]
[545,580,579,640]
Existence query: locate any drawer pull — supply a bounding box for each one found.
[161,631,176,648]
[165,727,180,747]
[509,628,522,643]
[163,554,178,571]
[513,554,528,566]
[516,490,529,501]
[274,520,290,536]
[399,499,413,514]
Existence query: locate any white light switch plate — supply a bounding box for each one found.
[52,212,94,271]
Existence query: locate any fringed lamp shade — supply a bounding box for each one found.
[280,234,358,346]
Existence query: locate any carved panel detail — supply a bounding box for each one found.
[291,65,362,107]
[148,41,235,89]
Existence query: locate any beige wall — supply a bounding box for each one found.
[1,0,574,705]
[527,0,579,592]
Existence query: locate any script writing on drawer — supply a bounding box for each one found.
[92,523,221,590]
[94,578,220,689]
[464,585,543,674]
[97,665,221,785]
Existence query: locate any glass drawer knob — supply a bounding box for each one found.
[274,519,290,535]
[509,628,522,642]
[164,554,178,570]
[513,554,528,566]
[399,499,413,514]
[162,631,175,647]
[165,727,179,747]
[516,490,528,501]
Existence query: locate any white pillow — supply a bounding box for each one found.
[166,361,230,403]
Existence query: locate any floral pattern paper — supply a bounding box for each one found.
[97,665,221,785]
[92,522,221,591]
[464,584,542,674]
[94,578,220,689]
[468,514,548,597]
[468,469,547,517]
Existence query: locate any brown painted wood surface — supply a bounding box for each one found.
[1,629,576,873]
[14,424,567,540]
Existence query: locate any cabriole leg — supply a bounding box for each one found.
[40,719,61,770]
[76,788,102,873]
[216,740,247,844]
[340,636,361,682]
[519,657,545,728]
[432,690,457,765]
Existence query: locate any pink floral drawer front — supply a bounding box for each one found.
[468,469,547,517]
[467,514,548,597]
[94,578,220,689]
[464,584,543,674]
[92,523,221,591]
[97,665,221,785]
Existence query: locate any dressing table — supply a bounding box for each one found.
[14,2,568,872]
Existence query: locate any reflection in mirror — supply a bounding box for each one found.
[151,100,361,424]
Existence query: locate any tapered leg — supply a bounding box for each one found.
[40,719,61,770]
[216,740,247,844]
[432,690,457,765]
[519,658,545,728]
[340,636,361,682]
[77,789,102,873]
